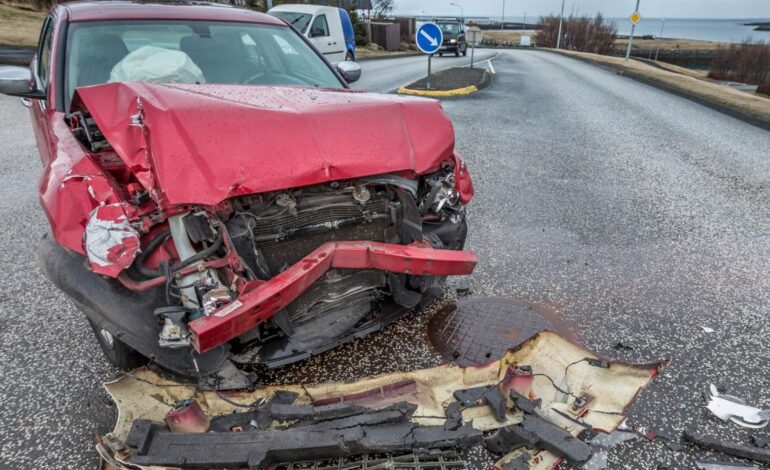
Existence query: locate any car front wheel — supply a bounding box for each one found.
[87,318,147,370]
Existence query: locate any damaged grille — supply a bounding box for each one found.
[228,192,395,277]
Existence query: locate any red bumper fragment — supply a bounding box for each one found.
[188,241,477,353]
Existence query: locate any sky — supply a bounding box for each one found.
[391,0,770,20]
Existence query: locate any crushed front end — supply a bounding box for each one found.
[40,83,476,388]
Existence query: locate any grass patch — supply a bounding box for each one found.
[0,2,45,48]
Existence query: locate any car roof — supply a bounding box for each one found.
[269,4,336,15]
[60,1,285,24]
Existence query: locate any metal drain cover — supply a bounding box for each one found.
[428,297,565,366]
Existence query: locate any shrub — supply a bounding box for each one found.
[536,14,617,55]
[349,10,369,46]
[708,40,770,90]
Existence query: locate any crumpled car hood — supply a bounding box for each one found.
[71,82,456,206]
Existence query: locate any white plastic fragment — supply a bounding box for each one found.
[700,326,715,333]
[696,461,759,470]
[707,384,770,429]
[85,204,141,276]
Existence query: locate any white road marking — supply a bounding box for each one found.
[487,59,496,74]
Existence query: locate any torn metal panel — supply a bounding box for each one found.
[70,82,463,207]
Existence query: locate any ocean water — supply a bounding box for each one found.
[504,16,770,44]
[612,18,770,43]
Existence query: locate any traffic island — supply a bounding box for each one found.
[398,67,492,97]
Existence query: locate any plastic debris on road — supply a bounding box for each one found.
[707,384,770,429]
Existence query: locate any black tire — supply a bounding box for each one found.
[345,51,354,62]
[87,318,147,370]
[439,52,443,57]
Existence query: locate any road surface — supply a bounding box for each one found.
[1,49,768,469]
[353,50,497,93]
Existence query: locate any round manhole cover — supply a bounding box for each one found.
[428,297,571,366]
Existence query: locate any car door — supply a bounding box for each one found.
[308,13,342,63]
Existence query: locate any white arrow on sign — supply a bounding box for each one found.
[420,29,439,47]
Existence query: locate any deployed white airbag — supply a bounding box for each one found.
[110,45,205,84]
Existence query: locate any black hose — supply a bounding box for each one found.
[133,230,171,278]
[132,230,224,280]
[171,233,224,272]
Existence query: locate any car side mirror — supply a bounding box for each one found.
[0,66,44,99]
[337,61,361,83]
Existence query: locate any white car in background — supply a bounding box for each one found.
[269,4,356,64]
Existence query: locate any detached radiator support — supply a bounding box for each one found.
[188,241,477,353]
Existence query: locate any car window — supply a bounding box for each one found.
[440,23,460,34]
[269,11,312,34]
[38,18,54,89]
[64,20,343,108]
[310,15,329,37]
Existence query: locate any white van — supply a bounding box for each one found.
[268,4,356,64]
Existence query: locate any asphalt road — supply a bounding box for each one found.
[1,49,769,469]
[353,49,497,93]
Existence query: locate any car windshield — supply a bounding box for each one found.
[64,20,342,107]
[269,11,312,34]
[439,23,461,34]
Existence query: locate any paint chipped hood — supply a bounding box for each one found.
[71,82,456,206]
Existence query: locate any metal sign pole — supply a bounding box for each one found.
[427,54,432,89]
[625,0,642,60]
[654,18,665,61]
[471,43,475,68]
[556,0,565,49]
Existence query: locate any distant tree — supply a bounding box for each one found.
[369,0,393,20]
[349,10,369,46]
[536,13,616,55]
[709,39,770,87]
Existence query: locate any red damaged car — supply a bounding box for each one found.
[0,1,475,388]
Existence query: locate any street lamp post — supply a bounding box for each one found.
[501,0,505,32]
[625,0,642,61]
[654,18,665,61]
[450,2,464,23]
[556,0,565,49]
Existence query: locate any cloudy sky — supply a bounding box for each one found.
[392,0,770,19]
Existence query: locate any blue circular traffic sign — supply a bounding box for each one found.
[416,23,443,54]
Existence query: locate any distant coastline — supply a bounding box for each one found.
[744,22,770,31]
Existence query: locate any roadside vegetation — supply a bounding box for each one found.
[536,14,616,55]
[0,1,45,48]
[708,40,770,95]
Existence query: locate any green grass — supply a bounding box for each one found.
[0,2,46,48]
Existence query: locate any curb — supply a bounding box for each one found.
[543,49,770,132]
[397,70,492,98]
[397,84,479,97]
[357,51,422,62]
